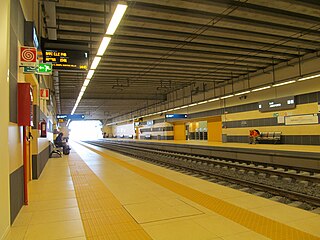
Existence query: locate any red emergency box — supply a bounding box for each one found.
[18,83,33,126]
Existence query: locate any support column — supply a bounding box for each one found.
[208,117,222,142]
[174,123,186,140]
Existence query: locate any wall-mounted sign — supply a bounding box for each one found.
[258,96,295,112]
[57,114,85,120]
[165,114,188,119]
[24,21,39,49]
[40,88,49,100]
[23,66,37,74]
[45,49,88,71]
[38,63,52,75]
[285,114,319,126]
[20,46,37,66]
[23,63,52,75]
[147,120,154,126]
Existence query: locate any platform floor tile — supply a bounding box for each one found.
[78,142,320,240]
[68,151,152,240]
[5,153,85,240]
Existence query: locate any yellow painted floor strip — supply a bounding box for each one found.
[82,143,320,240]
[68,153,152,240]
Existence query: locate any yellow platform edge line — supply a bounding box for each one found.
[80,142,320,240]
[68,152,152,240]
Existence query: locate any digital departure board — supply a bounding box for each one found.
[45,49,88,70]
[258,96,296,112]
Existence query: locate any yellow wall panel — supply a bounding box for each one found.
[208,118,222,142]
[0,0,10,237]
[174,123,186,140]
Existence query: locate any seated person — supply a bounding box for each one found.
[55,133,70,151]
[249,129,260,144]
[55,132,64,147]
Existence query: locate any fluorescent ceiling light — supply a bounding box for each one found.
[173,107,181,110]
[167,108,174,112]
[180,105,188,109]
[220,94,234,99]
[298,73,320,82]
[272,80,296,87]
[83,79,90,87]
[235,90,251,96]
[252,86,271,92]
[80,86,86,92]
[208,98,220,102]
[106,3,128,35]
[188,103,198,107]
[90,56,101,70]
[97,37,111,56]
[86,70,95,79]
[198,100,208,105]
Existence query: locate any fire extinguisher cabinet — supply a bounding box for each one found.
[18,83,32,126]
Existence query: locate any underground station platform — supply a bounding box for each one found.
[3,1,320,240]
[6,140,320,240]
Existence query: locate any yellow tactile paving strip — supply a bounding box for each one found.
[68,153,152,240]
[81,143,320,240]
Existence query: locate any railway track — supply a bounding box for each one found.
[85,140,320,212]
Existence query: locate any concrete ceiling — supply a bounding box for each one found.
[45,0,320,120]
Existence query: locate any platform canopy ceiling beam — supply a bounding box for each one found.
[46,0,320,120]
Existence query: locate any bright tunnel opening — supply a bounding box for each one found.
[68,120,102,140]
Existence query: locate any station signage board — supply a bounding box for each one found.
[24,21,39,49]
[23,63,52,75]
[23,66,37,74]
[165,114,188,119]
[57,114,85,121]
[147,120,154,126]
[258,96,295,112]
[45,49,88,71]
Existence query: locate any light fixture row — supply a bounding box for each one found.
[71,3,128,115]
[107,72,320,126]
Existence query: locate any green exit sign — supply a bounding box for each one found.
[38,63,52,75]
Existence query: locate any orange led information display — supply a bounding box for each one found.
[44,49,88,71]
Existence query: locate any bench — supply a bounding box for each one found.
[49,141,62,157]
[256,132,282,144]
